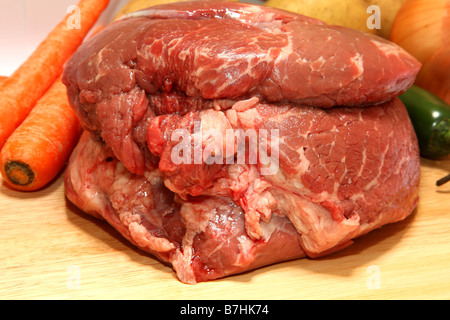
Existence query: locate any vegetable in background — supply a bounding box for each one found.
[0,0,110,150]
[0,79,82,191]
[415,45,450,105]
[265,0,407,38]
[390,0,450,104]
[399,85,450,159]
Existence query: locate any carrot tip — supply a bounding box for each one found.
[4,161,35,186]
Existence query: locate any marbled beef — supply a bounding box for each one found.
[62,0,421,283]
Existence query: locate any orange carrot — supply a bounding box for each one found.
[0,76,7,85]
[0,0,110,149]
[0,78,82,191]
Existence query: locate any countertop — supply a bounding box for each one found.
[0,158,449,299]
[0,0,449,301]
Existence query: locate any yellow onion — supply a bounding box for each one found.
[415,45,450,104]
[390,0,449,63]
[390,0,450,103]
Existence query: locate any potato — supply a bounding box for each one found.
[265,0,406,38]
[266,0,376,34]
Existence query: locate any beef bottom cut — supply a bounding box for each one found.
[63,0,421,284]
[66,132,307,284]
[65,98,420,284]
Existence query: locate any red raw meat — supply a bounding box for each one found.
[62,1,421,283]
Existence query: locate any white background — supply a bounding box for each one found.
[0,0,127,76]
[0,0,265,77]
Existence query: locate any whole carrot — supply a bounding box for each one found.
[0,0,109,149]
[0,78,83,191]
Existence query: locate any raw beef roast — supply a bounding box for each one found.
[62,0,421,284]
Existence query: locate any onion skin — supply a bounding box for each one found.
[390,0,450,105]
[416,46,450,105]
[390,0,448,63]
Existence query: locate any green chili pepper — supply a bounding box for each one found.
[399,85,450,159]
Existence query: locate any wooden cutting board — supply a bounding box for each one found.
[0,158,449,300]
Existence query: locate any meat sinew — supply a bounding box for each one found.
[62,0,421,284]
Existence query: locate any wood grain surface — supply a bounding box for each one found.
[0,158,449,300]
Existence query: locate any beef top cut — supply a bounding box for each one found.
[62,1,421,283]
